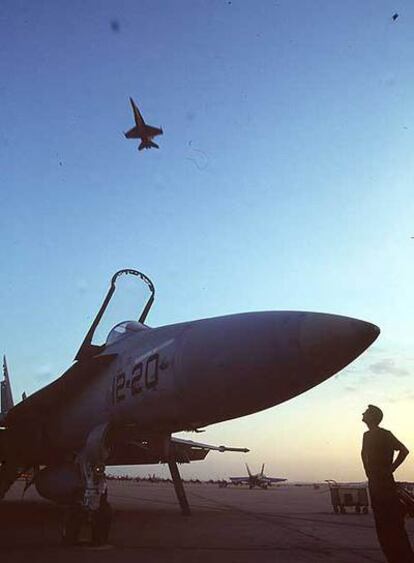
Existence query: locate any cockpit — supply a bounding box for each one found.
[75,269,155,361]
[105,321,149,345]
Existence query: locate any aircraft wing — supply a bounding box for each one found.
[229,477,249,483]
[107,437,249,466]
[124,126,139,139]
[144,125,163,138]
[267,477,287,483]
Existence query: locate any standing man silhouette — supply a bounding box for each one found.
[361,404,414,562]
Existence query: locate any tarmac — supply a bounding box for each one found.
[1,480,414,562]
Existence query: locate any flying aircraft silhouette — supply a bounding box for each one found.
[124,98,163,150]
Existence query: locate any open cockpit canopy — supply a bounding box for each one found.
[75,269,155,361]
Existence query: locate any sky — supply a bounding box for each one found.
[0,0,414,482]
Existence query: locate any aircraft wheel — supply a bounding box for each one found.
[91,497,112,545]
[340,505,346,514]
[61,506,84,546]
[362,506,368,515]
[333,505,339,514]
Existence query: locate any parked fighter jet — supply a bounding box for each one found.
[229,463,286,489]
[0,269,380,544]
[124,98,163,150]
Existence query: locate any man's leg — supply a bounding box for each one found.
[372,499,414,563]
[387,501,414,563]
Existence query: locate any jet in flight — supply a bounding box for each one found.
[228,463,286,489]
[124,97,163,150]
[0,269,379,544]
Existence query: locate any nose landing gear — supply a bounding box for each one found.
[61,463,112,547]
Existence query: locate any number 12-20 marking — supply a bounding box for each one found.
[113,354,159,404]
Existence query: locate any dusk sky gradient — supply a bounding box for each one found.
[1,1,414,481]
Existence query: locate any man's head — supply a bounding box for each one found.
[362,404,383,427]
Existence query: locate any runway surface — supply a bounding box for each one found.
[1,480,413,562]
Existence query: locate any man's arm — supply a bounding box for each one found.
[361,433,369,477]
[390,433,409,473]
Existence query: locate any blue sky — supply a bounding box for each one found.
[1,1,414,481]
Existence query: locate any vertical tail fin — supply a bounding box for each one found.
[1,356,14,419]
[260,463,265,477]
[245,463,252,477]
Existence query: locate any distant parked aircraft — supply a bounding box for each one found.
[226,464,287,489]
[124,97,163,150]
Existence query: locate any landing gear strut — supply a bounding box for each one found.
[168,458,191,516]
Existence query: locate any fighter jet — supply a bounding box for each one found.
[0,269,380,544]
[229,463,286,489]
[124,97,163,150]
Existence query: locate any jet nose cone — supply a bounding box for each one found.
[175,311,380,429]
[299,314,380,379]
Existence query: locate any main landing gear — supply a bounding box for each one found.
[0,461,19,500]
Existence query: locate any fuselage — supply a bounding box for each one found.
[42,310,379,457]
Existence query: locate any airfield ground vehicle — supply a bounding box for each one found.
[326,480,369,514]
